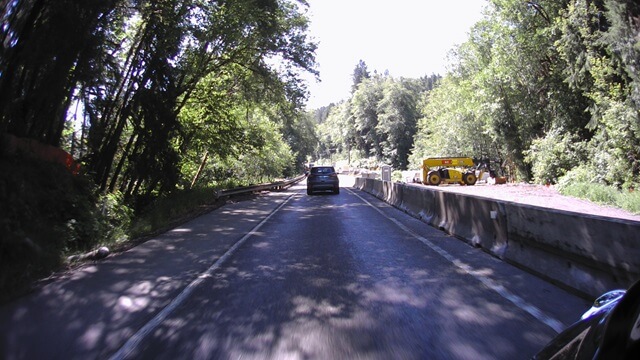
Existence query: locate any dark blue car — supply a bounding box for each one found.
[306,166,340,195]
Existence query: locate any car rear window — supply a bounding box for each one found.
[311,167,335,174]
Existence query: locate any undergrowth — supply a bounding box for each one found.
[558,182,640,214]
[128,188,221,239]
[555,165,640,215]
[0,156,223,304]
[0,156,114,303]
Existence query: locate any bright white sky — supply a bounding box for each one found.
[302,0,487,109]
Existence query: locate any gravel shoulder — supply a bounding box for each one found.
[345,174,640,222]
[407,181,640,222]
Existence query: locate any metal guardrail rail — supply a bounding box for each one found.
[216,174,307,198]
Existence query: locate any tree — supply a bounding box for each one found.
[410,74,497,169]
[71,0,318,197]
[316,101,352,161]
[554,0,640,187]
[376,78,420,169]
[350,75,384,158]
[0,0,121,145]
[351,59,370,94]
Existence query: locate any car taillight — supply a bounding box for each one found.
[329,173,338,178]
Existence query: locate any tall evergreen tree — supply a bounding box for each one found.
[351,59,370,94]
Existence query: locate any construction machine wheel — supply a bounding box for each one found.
[463,172,477,185]
[426,171,441,186]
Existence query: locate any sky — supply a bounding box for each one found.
[302,0,488,109]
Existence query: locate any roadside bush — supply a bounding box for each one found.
[97,191,133,245]
[619,191,640,214]
[129,187,220,239]
[558,165,640,214]
[560,182,619,205]
[524,130,587,184]
[556,165,599,187]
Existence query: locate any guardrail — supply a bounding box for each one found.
[216,174,306,198]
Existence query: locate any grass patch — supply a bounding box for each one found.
[619,191,640,214]
[558,181,640,215]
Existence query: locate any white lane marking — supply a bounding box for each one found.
[109,192,297,360]
[347,188,565,333]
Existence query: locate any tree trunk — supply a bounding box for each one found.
[190,151,209,189]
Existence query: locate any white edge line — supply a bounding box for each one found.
[347,188,565,334]
[109,192,296,360]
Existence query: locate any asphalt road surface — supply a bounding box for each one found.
[0,177,592,359]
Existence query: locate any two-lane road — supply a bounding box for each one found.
[0,178,590,359]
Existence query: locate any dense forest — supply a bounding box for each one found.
[313,62,439,170]
[1,0,319,195]
[315,0,640,192]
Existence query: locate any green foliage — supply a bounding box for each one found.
[557,163,640,214]
[286,111,319,171]
[228,111,295,185]
[558,179,640,215]
[0,0,317,300]
[351,76,385,158]
[552,0,640,187]
[1,0,317,198]
[392,170,404,182]
[97,191,133,243]
[619,190,640,214]
[129,188,220,239]
[180,104,297,188]
[351,60,371,94]
[376,78,421,169]
[350,156,382,170]
[406,0,639,189]
[0,0,121,145]
[316,101,352,161]
[409,74,494,169]
[560,182,620,205]
[524,129,588,184]
[557,165,597,186]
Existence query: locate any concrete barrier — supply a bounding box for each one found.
[371,179,384,199]
[503,204,640,296]
[353,178,640,298]
[399,185,441,226]
[384,181,403,208]
[354,177,370,192]
[436,191,509,258]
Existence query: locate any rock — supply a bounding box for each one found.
[90,246,110,260]
[67,246,110,263]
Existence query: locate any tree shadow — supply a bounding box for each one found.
[127,198,557,359]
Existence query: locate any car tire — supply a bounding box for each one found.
[334,188,340,195]
[307,187,312,195]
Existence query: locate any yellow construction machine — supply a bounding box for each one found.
[422,157,486,186]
